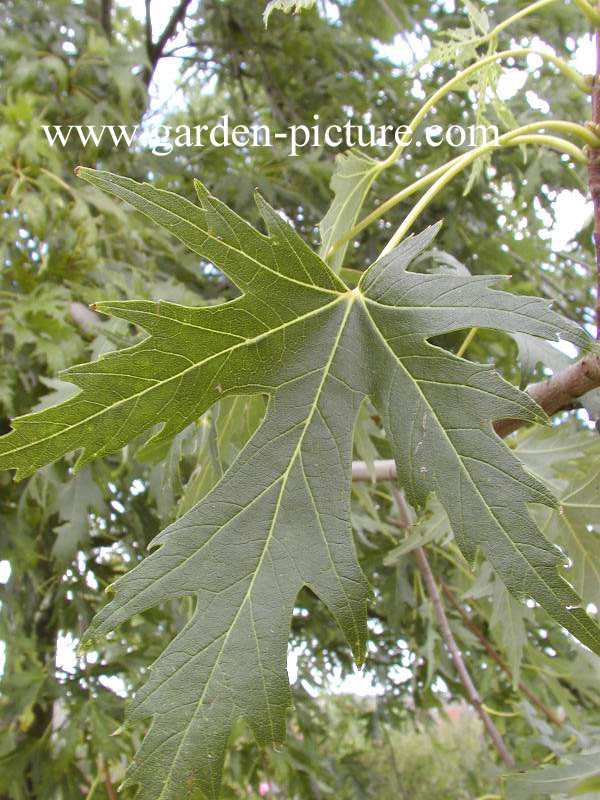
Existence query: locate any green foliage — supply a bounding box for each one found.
[319,151,378,273]
[285,696,500,800]
[506,751,600,799]
[263,0,316,26]
[2,164,600,796]
[2,1,600,799]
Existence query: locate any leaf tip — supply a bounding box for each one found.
[77,635,94,655]
[193,178,210,204]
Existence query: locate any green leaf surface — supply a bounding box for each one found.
[515,426,600,609]
[1,168,600,799]
[490,578,528,688]
[263,0,316,26]
[506,752,600,799]
[50,464,105,563]
[319,151,378,273]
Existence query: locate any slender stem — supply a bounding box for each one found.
[441,582,563,727]
[329,121,597,259]
[103,762,117,800]
[39,167,77,197]
[511,133,587,162]
[378,48,591,171]
[387,485,516,768]
[328,50,590,268]
[588,2,600,340]
[456,327,479,358]
[382,132,586,254]
[389,488,516,767]
[479,0,557,41]
[573,0,600,26]
[327,154,464,258]
[413,544,515,768]
[84,770,102,800]
[481,705,519,717]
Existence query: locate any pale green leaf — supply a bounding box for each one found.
[461,0,489,34]
[319,151,378,274]
[511,332,573,386]
[263,0,316,26]
[1,169,599,800]
[490,578,528,688]
[51,465,105,563]
[516,426,600,609]
[506,752,600,800]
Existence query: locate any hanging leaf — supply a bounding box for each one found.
[51,464,105,563]
[263,0,316,26]
[461,0,489,35]
[0,169,599,800]
[515,425,600,609]
[490,578,529,689]
[506,752,600,799]
[319,151,378,273]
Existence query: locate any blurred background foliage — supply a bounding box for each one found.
[0,0,599,797]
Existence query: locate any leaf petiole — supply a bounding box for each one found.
[328,121,598,258]
[382,130,588,252]
[572,0,600,27]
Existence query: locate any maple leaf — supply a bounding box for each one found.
[51,464,106,563]
[1,168,600,799]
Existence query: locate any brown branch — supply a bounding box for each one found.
[441,582,563,728]
[144,0,153,62]
[145,0,192,85]
[103,763,117,800]
[589,4,600,340]
[352,354,600,481]
[494,353,600,437]
[100,0,112,42]
[414,546,515,768]
[389,487,515,768]
[144,0,193,85]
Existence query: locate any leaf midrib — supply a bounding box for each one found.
[96,175,342,297]
[360,296,587,625]
[153,293,356,800]
[6,294,348,465]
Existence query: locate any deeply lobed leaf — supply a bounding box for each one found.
[1,169,599,799]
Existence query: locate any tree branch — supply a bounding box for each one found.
[494,352,600,437]
[413,545,516,767]
[389,487,515,767]
[143,0,194,85]
[588,2,600,340]
[352,354,600,481]
[103,762,117,800]
[440,582,563,728]
[100,0,112,41]
[144,0,153,62]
